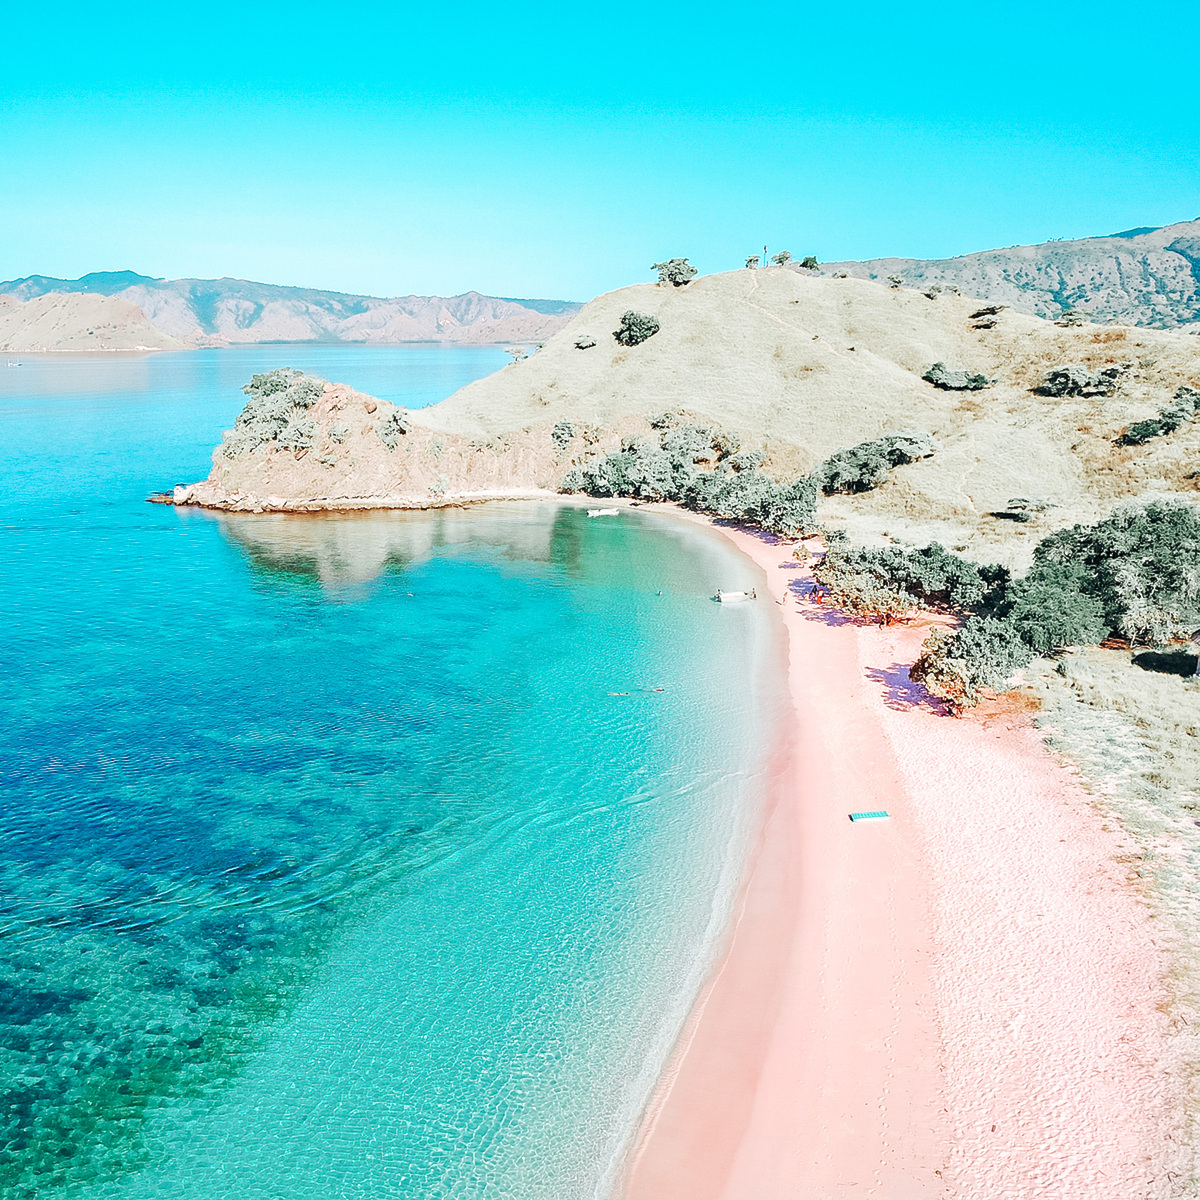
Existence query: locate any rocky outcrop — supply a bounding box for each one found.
[171,370,574,513]
[822,219,1200,329]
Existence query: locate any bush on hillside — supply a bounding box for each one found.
[910,618,1033,708]
[222,369,327,458]
[818,431,934,494]
[377,409,409,450]
[800,255,819,270]
[922,362,991,391]
[1036,362,1130,397]
[1117,386,1200,445]
[772,251,792,266]
[614,311,661,346]
[651,258,698,287]
[551,420,576,450]
[745,255,760,269]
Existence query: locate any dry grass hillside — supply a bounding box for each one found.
[176,267,1200,567]
[0,292,189,352]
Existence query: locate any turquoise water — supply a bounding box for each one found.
[0,348,781,1199]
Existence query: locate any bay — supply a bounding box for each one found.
[0,347,781,1199]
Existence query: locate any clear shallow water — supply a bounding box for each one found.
[0,348,782,1199]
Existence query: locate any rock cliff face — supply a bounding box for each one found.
[0,272,580,346]
[821,220,1200,329]
[172,268,1200,568]
[0,292,189,352]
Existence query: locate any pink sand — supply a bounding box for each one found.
[620,523,1185,1199]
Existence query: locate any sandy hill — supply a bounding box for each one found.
[0,292,189,352]
[822,219,1200,329]
[0,272,580,346]
[174,267,1200,567]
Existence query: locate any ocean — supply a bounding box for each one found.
[0,346,782,1199]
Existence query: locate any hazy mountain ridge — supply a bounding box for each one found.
[821,219,1200,329]
[0,272,582,346]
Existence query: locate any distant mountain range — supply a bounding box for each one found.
[0,271,582,346]
[821,219,1200,329]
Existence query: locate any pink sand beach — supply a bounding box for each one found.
[620,520,1187,1199]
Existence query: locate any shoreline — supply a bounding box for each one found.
[152,491,1192,1191]
[619,510,1188,1199]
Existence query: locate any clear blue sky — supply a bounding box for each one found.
[3,0,1198,300]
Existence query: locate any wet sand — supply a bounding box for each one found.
[620,521,1185,1200]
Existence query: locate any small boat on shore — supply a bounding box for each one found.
[587,507,620,517]
[714,588,757,603]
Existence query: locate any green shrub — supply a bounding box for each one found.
[614,311,660,346]
[819,431,933,494]
[377,409,409,450]
[651,258,698,287]
[1036,362,1129,397]
[278,418,317,451]
[923,362,991,391]
[800,255,819,270]
[551,420,576,450]
[772,251,792,265]
[1118,386,1200,445]
[910,618,1033,708]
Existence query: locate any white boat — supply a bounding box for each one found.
[587,507,620,517]
[714,588,757,603]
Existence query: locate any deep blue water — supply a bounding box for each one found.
[0,348,780,1199]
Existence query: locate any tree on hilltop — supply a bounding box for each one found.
[771,250,793,266]
[652,258,698,287]
[745,255,760,269]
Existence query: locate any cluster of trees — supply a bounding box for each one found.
[222,369,326,458]
[816,500,1200,706]
[560,420,939,534]
[559,422,819,537]
[744,252,819,269]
